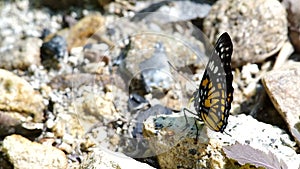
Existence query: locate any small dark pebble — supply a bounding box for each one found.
[128,93,150,112]
[40,35,67,69]
[112,37,131,66]
[188,148,197,155]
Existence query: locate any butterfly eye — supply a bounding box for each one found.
[191,32,234,133]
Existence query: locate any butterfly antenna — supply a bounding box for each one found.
[224,130,232,137]
[167,61,198,89]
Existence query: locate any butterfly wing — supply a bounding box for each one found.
[193,32,234,132]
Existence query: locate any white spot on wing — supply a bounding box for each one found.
[214,66,218,74]
[220,47,224,52]
[209,61,214,71]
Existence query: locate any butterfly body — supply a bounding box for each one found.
[193,32,234,133]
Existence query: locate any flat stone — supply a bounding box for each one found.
[0,69,45,122]
[262,61,300,145]
[2,134,68,169]
[209,115,300,169]
[203,0,288,67]
[143,113,225,168]
[80,147,155,169]
[143,113,300,168]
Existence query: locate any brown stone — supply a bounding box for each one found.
[0,69,45,122]
[67,15,105,51]
[262,61,300,145]
[2,134,68,169]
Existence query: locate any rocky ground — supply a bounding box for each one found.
[0,0,300,169]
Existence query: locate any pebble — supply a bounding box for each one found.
[57,142,73,154]
[243,81,257,97]
[241,64,259,83]
[41,35,68,69]
[128,93,150,112]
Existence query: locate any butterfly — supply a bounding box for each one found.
[187,32,234,133]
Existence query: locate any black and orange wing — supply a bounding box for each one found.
[193,32,234,132]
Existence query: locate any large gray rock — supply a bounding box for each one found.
[204,0,288,67]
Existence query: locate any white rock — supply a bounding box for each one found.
[80,147,155,169]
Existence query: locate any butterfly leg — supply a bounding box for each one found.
[182,108,194,129]
[182,108,199,131]
[194,119,199,144]
[183,108,200,143]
